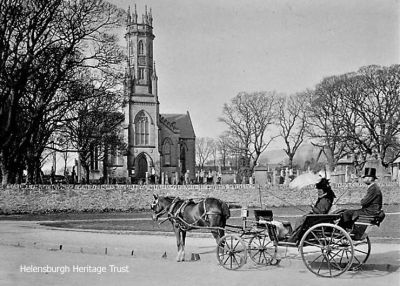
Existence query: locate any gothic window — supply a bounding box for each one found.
[130,40,134,54]
[138,68,145,79]
[138,40,144,55]
[135,111,149,145]
[149,42,152,57]
[163,139,172,166]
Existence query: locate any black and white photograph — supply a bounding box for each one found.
[0,0,399,285]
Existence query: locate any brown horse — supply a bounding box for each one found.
[151,194,230,262]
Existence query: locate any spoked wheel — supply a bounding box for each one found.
[248,234,277,265]
[351,236,371,270]
[216,234,247,270]
[299,223,354,278]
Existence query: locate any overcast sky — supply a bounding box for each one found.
[109,0,399,142]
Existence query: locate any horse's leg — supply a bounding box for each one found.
[173,226,182,262]
[179,231,186,261]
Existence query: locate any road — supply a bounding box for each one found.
[0,220,399,286]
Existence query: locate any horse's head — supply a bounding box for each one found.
[150,194,173,221]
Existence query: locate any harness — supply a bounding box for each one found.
[158,197,223,231]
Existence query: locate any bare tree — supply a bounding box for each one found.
[0,0,125,184]
[277,91,310,169]
[307,76,350,171]
[219,91,279,171]
[308,65,400,170]
[63,83,124,183]
[196,137,215,169]
[352,65,400,167]
[216,132,236,168]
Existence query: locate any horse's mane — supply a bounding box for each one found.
[162,196,179,202]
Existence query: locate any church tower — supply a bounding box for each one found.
[124,5,160,182]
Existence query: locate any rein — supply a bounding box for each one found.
[332,187,351,206]
[263,188,308,213]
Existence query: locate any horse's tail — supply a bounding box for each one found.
[221,201,231,220]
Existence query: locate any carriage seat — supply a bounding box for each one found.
[355,210,385,227]
[254,210,273,228]
[254,210,273,221]
[303,214,342,228]
[351,210,385,240]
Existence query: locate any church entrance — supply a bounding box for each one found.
[136,153,148,183]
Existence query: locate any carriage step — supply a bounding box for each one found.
[277,241,297,247]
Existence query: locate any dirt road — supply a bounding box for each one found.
[0,220,399,286]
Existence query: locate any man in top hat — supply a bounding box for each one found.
[341,167,383,229]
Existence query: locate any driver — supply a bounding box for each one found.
[340,167,383,230]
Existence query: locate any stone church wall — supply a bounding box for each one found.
[184,138,196,181]
[1,183,399,214]
[159,126,180,179]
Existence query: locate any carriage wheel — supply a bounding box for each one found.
[216,234,247,270]
[299,223,354,278]
[351,236,371,270]
[248,234,277,266]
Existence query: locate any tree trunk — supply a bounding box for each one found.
[288,154,294,170]
[103,146,108,184]
[85,165,90,184]
[0,160,9,186]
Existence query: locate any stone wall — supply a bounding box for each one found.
[0,183,399,214]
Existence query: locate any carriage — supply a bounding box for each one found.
[217,208,382,278]
[151,194,383,278]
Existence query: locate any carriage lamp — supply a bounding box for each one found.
[241,206,248,229]
[241,206,249,218]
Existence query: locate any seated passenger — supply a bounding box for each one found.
[286,178,336,242]
[340,167,383,230]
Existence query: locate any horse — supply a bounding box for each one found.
[151,194,230,262]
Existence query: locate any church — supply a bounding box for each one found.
[117,6,196,184]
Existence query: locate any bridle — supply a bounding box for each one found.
[151,197,180,220]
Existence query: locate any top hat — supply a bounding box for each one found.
[362,167,377,179]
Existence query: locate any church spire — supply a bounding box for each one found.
[152,62,157,79]
[126,6,131,24]
[149,8,153,26]
[152,62,158,97]
[132,4,137,23]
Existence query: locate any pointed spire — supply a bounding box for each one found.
[133,4,138,23]
[152,62,157,79]
[152,61,158,97]
[126,5,131,24]
[144,5,149,24]
[149,8,153,26]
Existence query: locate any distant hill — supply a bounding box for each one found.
[258,143,326,167]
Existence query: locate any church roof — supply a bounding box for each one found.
[160,112,196,139]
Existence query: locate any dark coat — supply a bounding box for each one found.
[341,182,383,226]
[360,183,383,215]
[311,196,334,214]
